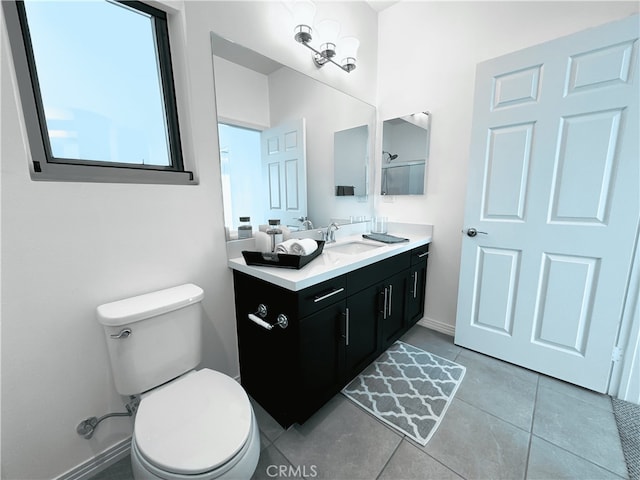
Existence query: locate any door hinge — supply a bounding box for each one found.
[611,346,624,363]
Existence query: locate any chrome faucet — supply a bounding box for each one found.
[324,222,339,244]
[296,216,314,231]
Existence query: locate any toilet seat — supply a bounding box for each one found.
[134,369,253,475]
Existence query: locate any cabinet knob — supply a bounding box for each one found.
[276,314,289,329]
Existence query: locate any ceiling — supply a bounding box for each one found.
[365,1,400,12]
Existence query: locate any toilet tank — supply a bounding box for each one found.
[97,283,204,396]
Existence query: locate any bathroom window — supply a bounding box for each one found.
[5,0,194,184]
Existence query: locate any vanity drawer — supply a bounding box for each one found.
[411,244,430,265]
[297,275,347,317]
[346,252,411,293]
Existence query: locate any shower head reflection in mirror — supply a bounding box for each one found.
[211,32,376,238]
[383,151,398,162]
[381,112,431,196]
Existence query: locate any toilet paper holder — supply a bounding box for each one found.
[247,304,288,330]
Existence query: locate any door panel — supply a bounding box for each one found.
[532,253,598,355]
[471,247,520,337]
[549,109,621,224]
[483,123,533,221]
[456,15,639,392]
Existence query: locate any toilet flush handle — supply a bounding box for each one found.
[110,328,132,339]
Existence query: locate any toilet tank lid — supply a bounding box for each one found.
[96,284,204,326]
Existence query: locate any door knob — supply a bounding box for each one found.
[464,227,487,237]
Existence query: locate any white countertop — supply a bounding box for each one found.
[228,224,433,291]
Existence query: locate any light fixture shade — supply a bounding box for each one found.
[340,36,360,71]
[292,0,316,43]
[316,19,340,55]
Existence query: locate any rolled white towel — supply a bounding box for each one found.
[275,239,296,254]
[275,238,318,256]
[290,238,318,255]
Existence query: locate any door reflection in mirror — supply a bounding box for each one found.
[381,112,431,195]
[218,120,307,238]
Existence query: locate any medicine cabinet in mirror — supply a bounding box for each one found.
[334,124,369,197]
[381,112,431,195]
[211,33,375,237]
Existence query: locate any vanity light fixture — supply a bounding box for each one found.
[292,0,360,73]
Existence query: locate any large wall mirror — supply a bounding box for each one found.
[381,112,431,195]
[211,33,376,238]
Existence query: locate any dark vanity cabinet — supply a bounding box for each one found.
[346,254,410,364]
[232,244,429,428]
[406,245,430,327]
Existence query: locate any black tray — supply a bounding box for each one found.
[242,240,325,269]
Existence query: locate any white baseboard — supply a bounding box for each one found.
[56,437,131,480]
[417,317,456,337]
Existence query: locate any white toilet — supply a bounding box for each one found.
[97,283,260,479]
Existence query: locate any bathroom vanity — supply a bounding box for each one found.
[228,226,431,428]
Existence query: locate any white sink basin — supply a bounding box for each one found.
[326,241,383,255]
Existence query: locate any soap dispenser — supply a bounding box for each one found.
[266,219,283,252]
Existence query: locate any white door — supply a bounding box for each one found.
[261,119,307,227]
[455,15,639,392]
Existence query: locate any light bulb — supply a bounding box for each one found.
[316,19,340,58]
[293,0,316,43]
[340,36,359,71]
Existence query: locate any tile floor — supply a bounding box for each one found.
[92,325,629,480]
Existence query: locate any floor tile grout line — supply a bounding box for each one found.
[268,440,303,477]
[374,435,404,480]
[536,381,615,413]
[454,395,533,435]
[340,388,466,480]
[401,435,471,480]
[523,375,540,479]
[529,433,629,479]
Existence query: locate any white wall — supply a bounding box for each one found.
[0,2,230,478]
[202,0,379,106]
[376,1,640,334]
[0,2,378,479]
[213,55,271,129]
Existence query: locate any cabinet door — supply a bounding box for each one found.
[380,271,408,350]
[406,259,428,327]
[344,284,383,382]
[299,300,346,422]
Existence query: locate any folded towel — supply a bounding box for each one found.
[275,238,318,256]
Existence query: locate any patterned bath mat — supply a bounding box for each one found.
[342,341,466,446]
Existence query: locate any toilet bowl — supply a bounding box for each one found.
[130,369,260,480]
[96,284,259,480]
